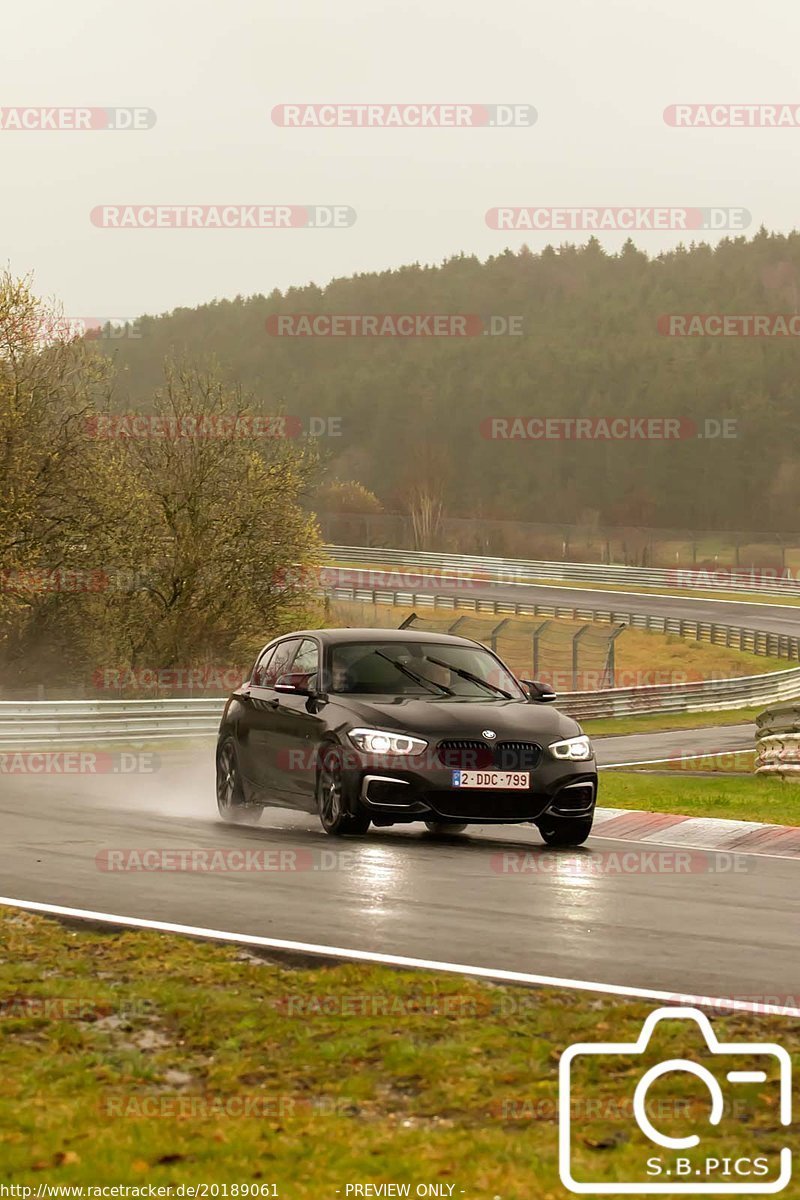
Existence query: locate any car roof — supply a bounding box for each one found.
[273,627,483,648]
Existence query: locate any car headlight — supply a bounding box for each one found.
[549,735,593,761]
[348,728,428,756]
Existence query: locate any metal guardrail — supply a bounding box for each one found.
[0,669,786,745]
[0,699,224,746]
[754,703,800,778]
[559,670,800,721]
[327,544,800,598]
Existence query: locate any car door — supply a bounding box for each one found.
[238,638,301,797]
[233,643,276,787]
[269,637,326,810]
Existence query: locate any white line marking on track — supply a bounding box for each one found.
[599,748,753,769]
[1,894,798,1019]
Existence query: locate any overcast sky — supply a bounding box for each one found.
[2,0,799,317]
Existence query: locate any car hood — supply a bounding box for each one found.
[327,695,584,745]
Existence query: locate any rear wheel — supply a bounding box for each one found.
[537,815,593,847]
[424,821,467,835]
[216,738,262,824]
[317,747,370,836]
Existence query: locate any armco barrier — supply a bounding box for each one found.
[558,668,800,721]
[0,698,224,746]
[0,667,794,746]
[755,703,800,779]
[327,544,800,598]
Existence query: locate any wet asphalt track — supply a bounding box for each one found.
[1,579,796,999]
[1,732,797,1002]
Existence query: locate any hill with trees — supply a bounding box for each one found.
[98,229,800,532]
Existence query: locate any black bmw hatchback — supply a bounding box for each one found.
[216,628,597,845]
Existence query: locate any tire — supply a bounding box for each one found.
[424,821,467,835]
[317,746,371,836]
[216,738,262,824]
[537,815,593,847]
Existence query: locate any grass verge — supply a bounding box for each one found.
[0,907,798,1193]
[599,772,798,825]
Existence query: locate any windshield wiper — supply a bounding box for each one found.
[424,654,514,699]
[372,651,454,695]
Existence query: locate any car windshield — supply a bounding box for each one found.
[328,640,526,699]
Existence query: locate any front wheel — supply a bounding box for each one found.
[216,738,262,824]
[536,815,593,847]
[317,747,371,836]
[424,821,467,835]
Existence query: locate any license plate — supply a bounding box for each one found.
[452,770,530,790]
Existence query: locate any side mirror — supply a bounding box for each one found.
[520,678,557,703]
[274,671,317,696]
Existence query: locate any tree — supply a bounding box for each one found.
[314,479,384,514]
[0,272,324,691]
[91,361,323,670]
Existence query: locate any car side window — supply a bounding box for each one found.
[251,645,276,687]
[261,638,301,687]
[292,639,319,676]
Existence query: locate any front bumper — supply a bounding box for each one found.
[352,759,597,825]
